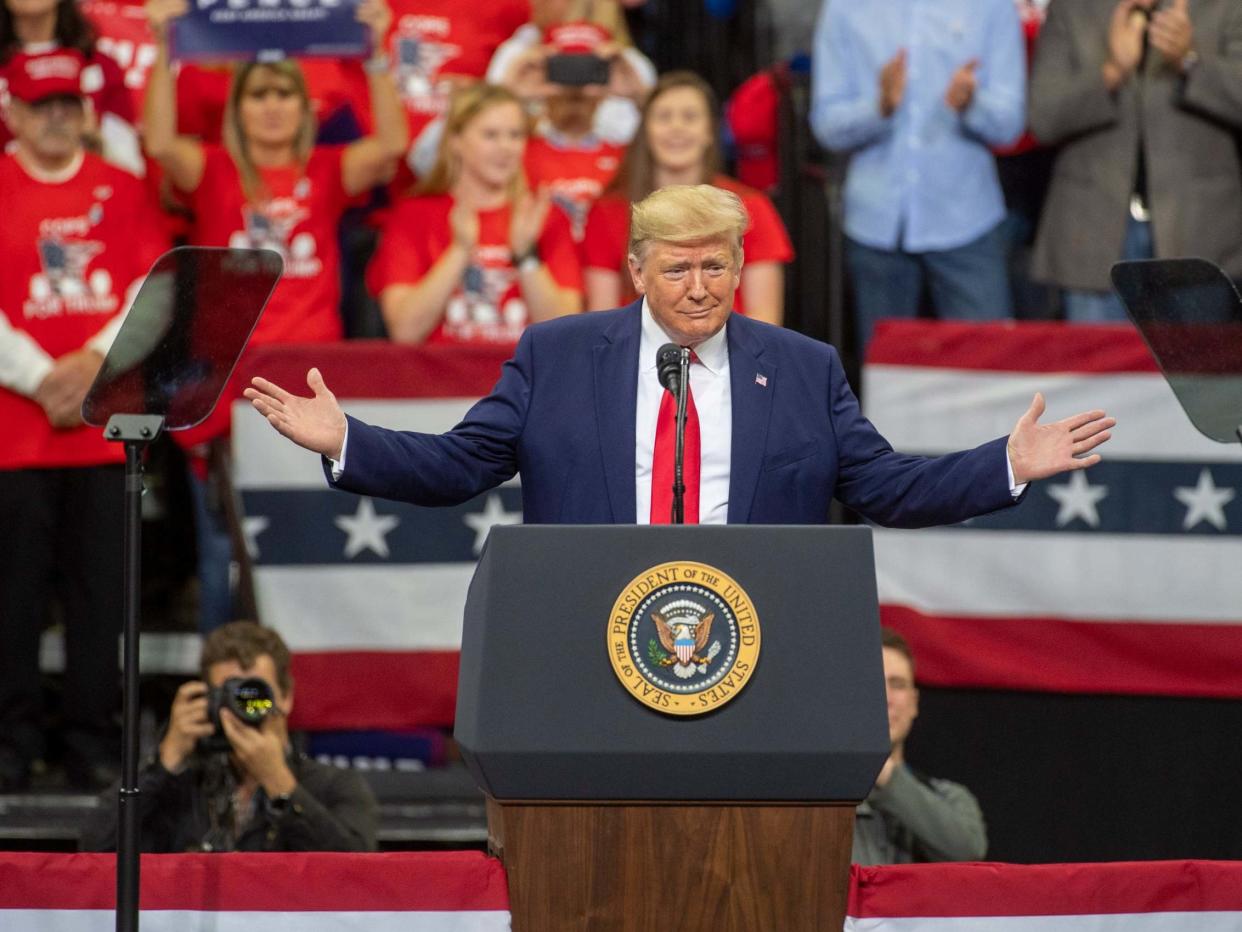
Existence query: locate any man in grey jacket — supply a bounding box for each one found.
[1029,0,1242,321]
[853,628,987,865]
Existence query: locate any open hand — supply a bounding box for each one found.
[945,59,979,112]
[509,187,552,260]
[1007,392,1115,485]
[449,201,480,252]
[1149,0,1194,69]
[879,49,907,117]
[1106,0,1154,80]
[244,367,348,460]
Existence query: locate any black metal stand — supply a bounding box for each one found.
[671,348,691,524]
[104,414,164,932]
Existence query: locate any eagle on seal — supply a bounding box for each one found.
[653,611,715,679]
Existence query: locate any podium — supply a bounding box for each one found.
[456,525,889,931]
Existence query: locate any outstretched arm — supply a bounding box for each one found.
[341,0,410,196]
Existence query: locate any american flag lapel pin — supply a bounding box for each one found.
[755,373,768,387]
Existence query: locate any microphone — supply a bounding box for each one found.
[656,343,683,395]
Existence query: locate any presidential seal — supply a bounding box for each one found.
[607,561,761,716]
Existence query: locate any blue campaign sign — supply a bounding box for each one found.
[170,0,369,62]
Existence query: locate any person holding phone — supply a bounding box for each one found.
[519,22,626,241]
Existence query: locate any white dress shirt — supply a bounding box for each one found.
[635,299,732,525]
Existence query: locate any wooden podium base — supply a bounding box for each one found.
[487,798,855,932]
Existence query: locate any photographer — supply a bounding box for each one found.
[83,622,377,853]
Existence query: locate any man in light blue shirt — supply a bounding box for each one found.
[811,0,1026,354]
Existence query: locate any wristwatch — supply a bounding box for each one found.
[514,246,541,273]
[363,52,391,75]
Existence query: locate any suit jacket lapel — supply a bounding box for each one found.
[593,301,642,523]
[727,316,775,524]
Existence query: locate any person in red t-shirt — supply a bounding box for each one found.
[0,48,167,792]
[0,0,141,172]
[143,0,408,632]
[144,0,406,350]
[381,0,528,181]
[513,22,625,241]
[369,81,581,346]
[581,70,794,323]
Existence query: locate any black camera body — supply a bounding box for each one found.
[199,677,276,754]
[546,53,610,87]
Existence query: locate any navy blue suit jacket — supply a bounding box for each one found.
[330,303,1018,526]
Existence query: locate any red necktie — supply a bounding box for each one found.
[650,362,700,524]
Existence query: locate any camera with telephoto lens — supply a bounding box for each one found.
[199,677,276,753]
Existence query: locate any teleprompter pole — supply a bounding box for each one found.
[106,414,165,932]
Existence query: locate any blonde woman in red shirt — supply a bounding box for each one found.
[369,81,582,346]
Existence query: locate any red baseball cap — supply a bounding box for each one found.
[544,22,612,55]
[5,49,88,105]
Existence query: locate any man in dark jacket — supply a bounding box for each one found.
[853,628,987,864]
[84,621,377,853]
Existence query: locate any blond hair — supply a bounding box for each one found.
[628,184,747,270]
[416,81,529,198]
[223,61,316,203]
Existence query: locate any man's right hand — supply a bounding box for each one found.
[145,0,188,44]
[159,681,214,772]
[244,367,349,461]
[879,49,907,118]
[1104,0,1154,89]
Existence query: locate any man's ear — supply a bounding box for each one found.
[627,253,646,296]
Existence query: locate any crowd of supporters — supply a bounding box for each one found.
[2,0,1240,794]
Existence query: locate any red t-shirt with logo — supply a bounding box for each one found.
[0,153,166,470]
[385,0,530,144]
[368,192,581,346]
[523,133,622,241]
[580,174,794,315]
[185,145,347,346]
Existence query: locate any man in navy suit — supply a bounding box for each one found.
[245,185,1114,527]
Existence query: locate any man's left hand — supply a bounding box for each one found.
[945,58,979,113]
[219,708,297,797]
[34,349,104,429]
[1007,392,1115,485]
[1149,0,1194,70]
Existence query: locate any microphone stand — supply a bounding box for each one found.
[671,347,690,524]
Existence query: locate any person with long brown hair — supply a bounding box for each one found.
[143,0,408,634]
[369,81,582,345]
[143,0,407,346]
[580,70,793,323]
